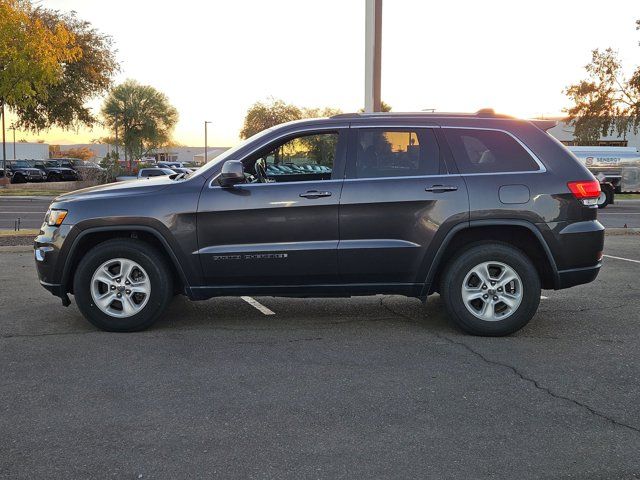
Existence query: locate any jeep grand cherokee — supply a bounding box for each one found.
[34,110,604,336]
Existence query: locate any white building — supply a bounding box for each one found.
[191,148,230,165]
[1,141,49,161]
[546,119,640,149]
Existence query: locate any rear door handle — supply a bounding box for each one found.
[425,185,458,193]
[299,190,332,199]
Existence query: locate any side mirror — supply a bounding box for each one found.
[219,160,245,187]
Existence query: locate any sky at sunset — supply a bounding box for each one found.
[10,0,640,148]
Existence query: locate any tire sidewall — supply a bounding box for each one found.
[73,240,172,332]
[442,243,541,336]
[597,186,612,209]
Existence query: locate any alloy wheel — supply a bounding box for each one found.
[90,258,151,318]
[461,261,523,321]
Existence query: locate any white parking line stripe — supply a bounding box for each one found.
[603,254,640,265]
[241,296,275,315]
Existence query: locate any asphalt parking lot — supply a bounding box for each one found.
[1,197,640,231]
[1,234,639,479]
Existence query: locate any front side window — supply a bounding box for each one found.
[444,129,540,174]
[354,128,439,178]
[248,132,338,183]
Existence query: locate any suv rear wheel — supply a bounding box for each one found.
[441,243,541,336]
[73,239,173,332]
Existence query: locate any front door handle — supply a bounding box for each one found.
[299,190,332,199]
[425,185,458,193]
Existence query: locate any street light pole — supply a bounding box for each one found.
[204,121,212,165]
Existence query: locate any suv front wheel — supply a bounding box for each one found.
[73,239,173,332]
[441,243,541,336]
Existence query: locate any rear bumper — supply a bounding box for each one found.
[557,263,601,289]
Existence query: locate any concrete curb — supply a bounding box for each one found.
[0,245,33,253]
[0,196,56,201]
[605,228,640,235]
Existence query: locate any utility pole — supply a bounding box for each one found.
[364,0,382,113]
[114,115,119,160]
[9,125,16,159]
[1,102,6,180]
[204,121,212,165]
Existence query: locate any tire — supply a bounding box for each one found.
[440,242,541,336]
[11,173,25,184]
[73,239,173,332]
[597,185,613,209]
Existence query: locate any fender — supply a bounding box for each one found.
[420,219,560,296]
[60,224,193,297]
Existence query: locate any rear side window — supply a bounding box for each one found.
[443,128,540,173]
[354,128,439,178]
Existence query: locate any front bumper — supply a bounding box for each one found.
[34,224,75,299]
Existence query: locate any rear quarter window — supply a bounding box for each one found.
[444,128,540,174]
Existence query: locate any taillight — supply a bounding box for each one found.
[567,180,601,205]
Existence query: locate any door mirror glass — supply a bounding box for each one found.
[220,160,245,187]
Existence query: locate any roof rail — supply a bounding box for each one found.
[331,109,512,119]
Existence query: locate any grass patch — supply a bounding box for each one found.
[0,229,39,237]
[616,193,640,200]
[0,189,67,196]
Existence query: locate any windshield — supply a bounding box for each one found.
[186,126,277,180]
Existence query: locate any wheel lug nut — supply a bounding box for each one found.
[126,290,131,294]
[482,285,487,290]
[125,280,130,285]
[116,277,121,283]
[110,285,116,290]
[116,293,122,298]
[497,287,503,292]
[493,296,499,301]
[483,294,489,299]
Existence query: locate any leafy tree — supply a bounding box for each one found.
[564,21,640,144]
[240,99,345,166]
[358,100,392,113]
[240,98,303,139]
[0,0,80,173]
[101,79,179,168]
[56,146,95,161]
[13,7,119,131]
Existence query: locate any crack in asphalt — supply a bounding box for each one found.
[378,297,640,436]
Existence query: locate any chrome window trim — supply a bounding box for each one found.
[209,178,343,190]
[440,126,547,174]
[208,125,347,189]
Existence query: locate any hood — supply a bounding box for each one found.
[54,176,174,203]
[14,167,43,173]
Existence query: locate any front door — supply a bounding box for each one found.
[338,126,469,286]
[196,129,347,287]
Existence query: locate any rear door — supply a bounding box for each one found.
[338,125,469,286]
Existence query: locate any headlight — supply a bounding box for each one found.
[46,209,68,227]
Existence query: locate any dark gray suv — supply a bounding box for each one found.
[34,111,604,335]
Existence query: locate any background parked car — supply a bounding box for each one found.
[7,160,47,183]
[169,167,194,174]
[32,160,79,182]
[51,158,106,181]
[115,167,177,181]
